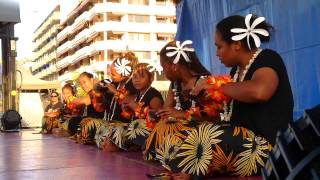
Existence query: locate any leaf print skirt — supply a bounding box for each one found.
[144,117,194,161]
[100,119,151,151]
[79,118,105,144]
[159,123,272,178]
[42,117,60,134]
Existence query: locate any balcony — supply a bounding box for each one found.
[87,26,99,42]
[33,12,60,41]
[71,28,89,49]
[56,56,71,70]
[94,21,176,34]
[57,41,72,57]
[70,45,97,65]
[61,0,91,26]
[57,44,98,70]
[57,26,71,42]
[94,2,175,16]
[71,11,89,33]
[94,40,168,52]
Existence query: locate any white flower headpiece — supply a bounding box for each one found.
[114,58,132,77]
[231,14,269,50]
[166,40,195,64]
[147,62,163,75]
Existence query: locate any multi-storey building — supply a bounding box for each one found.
[31,6,60,81]
[32,0,176,91]
[56,0,176,89]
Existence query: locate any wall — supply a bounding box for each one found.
[175,0,320,119]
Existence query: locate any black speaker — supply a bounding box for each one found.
[1,109,22,132]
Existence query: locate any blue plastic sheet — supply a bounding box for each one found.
[175,0,320,119]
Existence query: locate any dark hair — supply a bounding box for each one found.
[134,63,154,78]
[79,72,94,79]
[62,83,75,95]
[50,91,59,97]
[111,51,138,77]
[216,14,273,50]
[160,41,210,76]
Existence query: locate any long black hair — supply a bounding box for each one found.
[216,14,274,50]
[159,40,210,76]
[62,83,75,96]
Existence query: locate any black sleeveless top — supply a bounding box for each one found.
[172,75,208,111]
[230,49,294,144]
[86,91,106,119]
[136,87,164,108]
[132,87,164,119]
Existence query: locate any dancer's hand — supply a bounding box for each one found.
[190,77,213,96]
[156,108,185,119]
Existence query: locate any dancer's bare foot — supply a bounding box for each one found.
[102,140,119,152]
[171,172,190,180]
[146,170,172,180]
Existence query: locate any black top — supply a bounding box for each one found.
[136,87,164,109]
[105,79,138,123]
[172,75,207,111]
[87,91,105,119]
[131,87,164,120]
[230,49,294,144]
[45,102,63,112]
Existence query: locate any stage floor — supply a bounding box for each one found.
[0,130,262,180]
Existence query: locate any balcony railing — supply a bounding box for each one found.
[57,41,71,57]
[94,21,176,34]
[57,26,71,42]
[94,2,175,16]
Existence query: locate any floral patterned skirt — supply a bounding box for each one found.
[42,117,60,134]
[144,117,194,160]
[157,123,272,178]
[79,118,105,144]
[94,119,151,151]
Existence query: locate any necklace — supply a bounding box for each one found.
[222,49,262,122]
[106,78,132,121]
[174,75,206,110]
[135,86,152,103]
[106,83,121,121]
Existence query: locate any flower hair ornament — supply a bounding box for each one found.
[166,40,195,64]
[147,62,163,75]
[231,14,269,50]
[114,58,132,77]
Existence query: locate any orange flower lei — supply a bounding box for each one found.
[114,87,128,104]
[145,107,157,129]
[134,102,148,119]
[185,74,232,121]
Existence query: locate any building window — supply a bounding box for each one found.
[156,16,175,24]
[128,33,150,41]
[108,51,122,61]
[157,34,174,41]
[107,32,123,40]
[107,13,122,22]
[128,0,149,5]
[134,51,151,60]
[128,15,150,23]
[107,0,120,2]
[156,0,170,6]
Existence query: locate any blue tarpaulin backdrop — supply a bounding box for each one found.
[175,0,320,119]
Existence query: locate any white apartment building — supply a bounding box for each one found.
[55,0,176,90]
[31,6,60,81]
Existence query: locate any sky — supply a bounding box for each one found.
[15,0,59,61]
